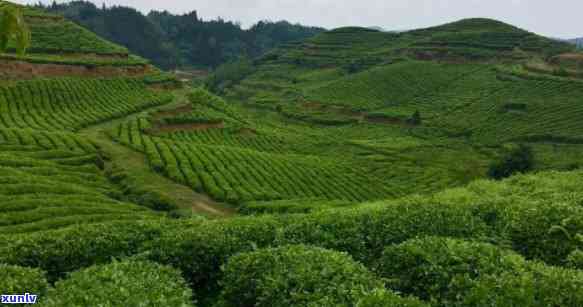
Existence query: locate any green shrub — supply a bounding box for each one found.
[146,203,489,299]
[145,217,283,298]
[407,110,422,125]
[567,249,583,269]
[376,237,526,305]
[42,260,194,307]
[356,289,429,307]
[0,264,48,295]
[216,245,383,307]
[487,144,533,180]
[0,221,164,281]
[206,57,255,94]
[463,262,583,306]
[131,190,178,211]
[406,171,583,265]
[500,202,583,265]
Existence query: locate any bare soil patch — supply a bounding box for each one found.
[0,60,153,79]
[302,101,325,110]
[152,122,225,133]
[553,53,583,61]
[331,106,364,118]
[365,114,412,126]
[237,127,257,137]
[152,104,193,120]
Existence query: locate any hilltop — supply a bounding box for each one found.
[254,18,572,69]
[1,5,583,307]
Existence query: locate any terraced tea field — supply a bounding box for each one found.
[0,77,171,131]
[2,2,583,305]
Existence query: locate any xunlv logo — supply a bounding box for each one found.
[1,293,38,304]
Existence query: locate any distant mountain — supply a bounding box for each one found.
[568,38,583,48]
[33,1,325,69]
[367,26,385,31]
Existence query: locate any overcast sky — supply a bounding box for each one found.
[14,0,583,39]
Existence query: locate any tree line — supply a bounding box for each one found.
[34,1,325,70]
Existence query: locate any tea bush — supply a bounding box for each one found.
[42,260,194,307]
[146,202,490,298]
[355,289,429,307]
[216,245,383,307]
[0,221,165,281]
[375,237,526,305]
[0,78,171,132]
[463,262,583,306]
[0,264,48,296]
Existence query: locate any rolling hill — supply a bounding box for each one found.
[2,2,583,306]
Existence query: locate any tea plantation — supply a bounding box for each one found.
[1,1,583,305]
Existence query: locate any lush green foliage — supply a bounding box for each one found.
[488,144,533,179]
[356,289,429,307]
[464,262,583,306]
[3,168,583,304]
[206,57,255,93]
[42,260,194,307]
[240,198,355,214]
[0,221,165,280]
[217,245,384,307]
[376,237,526,305]
[0,264,48,295]
[0,4,31,55]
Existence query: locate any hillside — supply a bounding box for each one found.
[1,4,583,306]
[37,1,325,69]
[215,19,582,198]
[0,0,156,78]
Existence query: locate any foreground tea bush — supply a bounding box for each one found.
[216,245,383,307]
[410,171,583,265]
[567,249,583,269]
[376,237,526,306]
[0,221,165,281]
[42,260,194,307]
[0,264,48,295]
[146,202,488,297]
[355,289,429,307]
[463,262,583,306]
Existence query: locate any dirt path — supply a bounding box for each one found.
[79,99,235,218]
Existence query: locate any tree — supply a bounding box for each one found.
[0,5,31,56]
[408,110,422,125]
[487,144,533,180]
